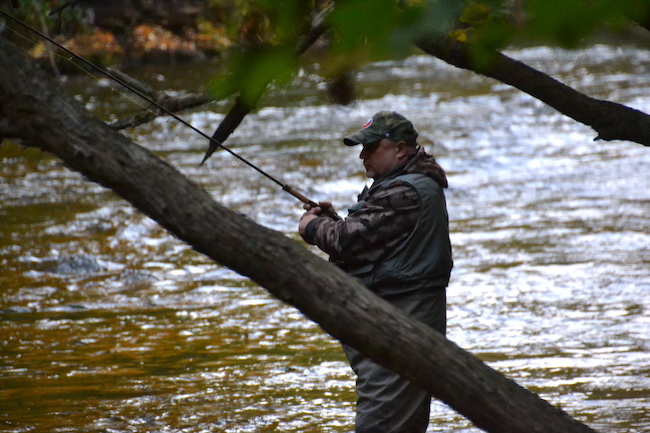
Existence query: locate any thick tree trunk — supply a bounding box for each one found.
[417,37,650,146]
[0,36,597,433]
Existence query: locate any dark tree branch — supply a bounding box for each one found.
[104,68,214,130]
[110,92,214,130]
[417,37,650,146]
[107,67,158,98]
[48,0,88,16]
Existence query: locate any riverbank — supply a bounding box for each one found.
[1,0,246,71]
[35,22,232,69]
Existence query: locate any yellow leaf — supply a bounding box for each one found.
[460,4,491,26]
[449,29,469,43]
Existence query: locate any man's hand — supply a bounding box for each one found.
[299,201,336,243]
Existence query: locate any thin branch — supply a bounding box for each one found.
[28,0,61,78]
[107,67,157,99]
[201,3,332,163]
[105,68,214,130]
[48,0,88,16]
[110,92,214,130]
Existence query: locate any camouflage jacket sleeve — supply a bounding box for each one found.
[304,180,420,270]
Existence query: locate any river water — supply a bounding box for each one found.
[1,43,649,432]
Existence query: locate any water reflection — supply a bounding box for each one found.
[1,44,649,432]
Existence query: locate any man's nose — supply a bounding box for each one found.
[359,148,368,159]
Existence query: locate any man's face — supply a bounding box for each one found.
[359,138,401,180]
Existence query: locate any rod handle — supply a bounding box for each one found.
[284,184,341,221]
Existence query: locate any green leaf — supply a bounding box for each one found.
[327,0,399,60]
[525,0,602,47]
[209,45,299,106]
[460,3,491,26]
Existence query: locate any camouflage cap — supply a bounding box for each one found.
[343,111,419,146]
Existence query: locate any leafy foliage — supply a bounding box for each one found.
[1,0,88,41]
[3,0,648,103]
[209,44,299,106]
[209,0,466,101]
[207,0,316,104]
[209,0,649,103]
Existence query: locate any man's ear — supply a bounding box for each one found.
[395,141,409,157]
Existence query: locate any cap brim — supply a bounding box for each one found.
[343,136,361,146]
[342,130,383,146]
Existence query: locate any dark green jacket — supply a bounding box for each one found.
[350,172,452,293]
[304,148,453,296]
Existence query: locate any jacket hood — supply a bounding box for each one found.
[402,147,449,188]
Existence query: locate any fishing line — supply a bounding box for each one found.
[0,8,338,217]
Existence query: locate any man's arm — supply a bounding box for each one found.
[300,181,420,267]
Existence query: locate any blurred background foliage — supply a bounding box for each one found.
[207,0,649,104]
[1,0,648,101]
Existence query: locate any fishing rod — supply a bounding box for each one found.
[0,8,340,220]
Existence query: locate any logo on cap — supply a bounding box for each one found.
[362,118,373,129]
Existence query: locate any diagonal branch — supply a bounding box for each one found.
[417,37,650,147]
[106,68,214,130]
[48,0,88,16]
[109,92,214,130]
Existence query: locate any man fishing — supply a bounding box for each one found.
[298,111,453,433]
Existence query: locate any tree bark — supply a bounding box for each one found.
[0,36,598,433]
[417,37,650,146]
